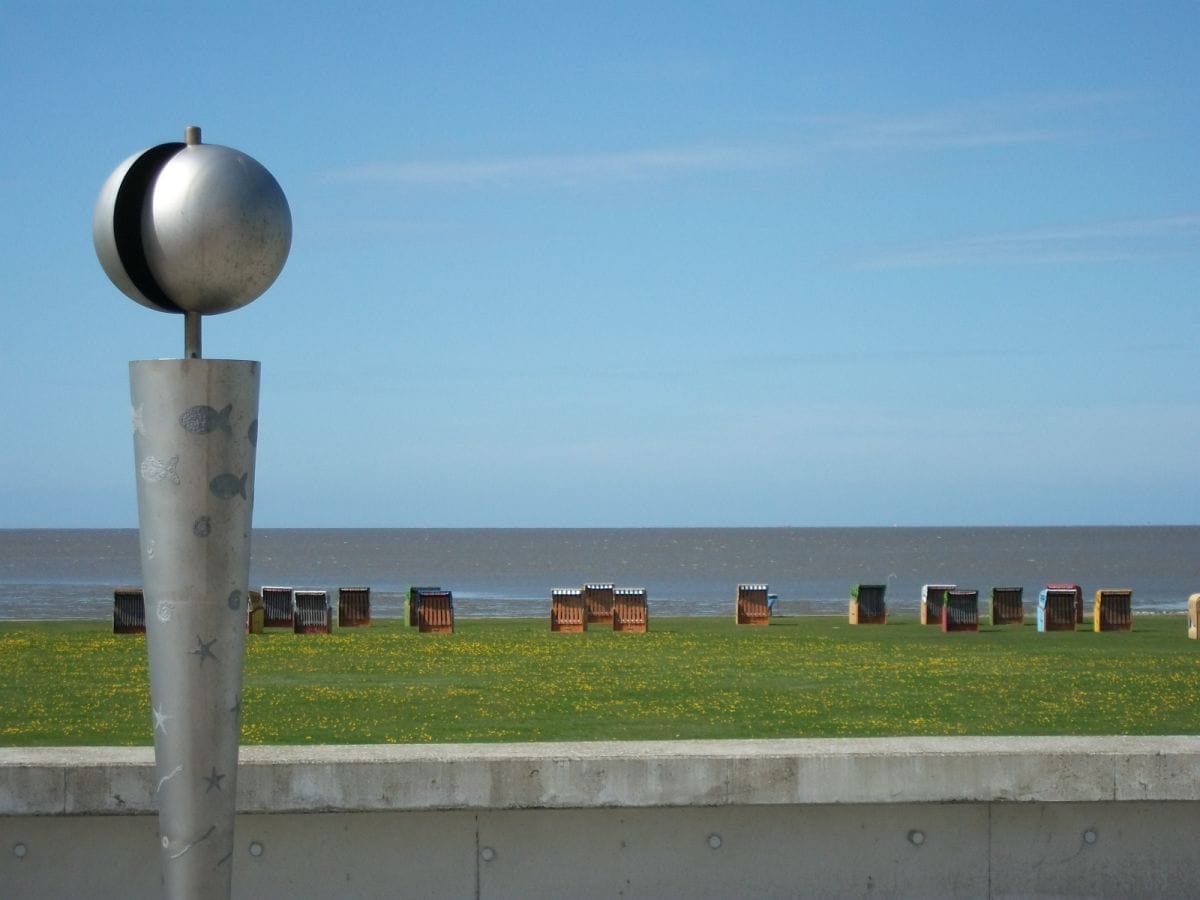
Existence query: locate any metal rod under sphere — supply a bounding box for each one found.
[182,126,203,360]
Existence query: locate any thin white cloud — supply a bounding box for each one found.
[327,91,1137,191]
[816,90,1138,153]
[832,114,1066,151]
[857,214,1200,269]
[331,144,796,189]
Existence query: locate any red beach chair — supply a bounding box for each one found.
[550,589,585,633]
[407,586,441,627]
[736,584,770,626]
[613,588,648,633]
[417,590,454,634]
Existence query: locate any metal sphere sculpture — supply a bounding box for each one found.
[93,126,291,353]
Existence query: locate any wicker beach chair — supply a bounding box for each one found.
[247,590,264,634]
[338,587,371,627]
[407,586,441,627]
[1189,594,1200,640]
[417,589,454,634]
[941,589,979,632]
[736,584,770,626]
[1037,587,1077,632]
[550,589,585,633]
[990,587,1024,626]
[261,586,294,629]
[583,583,615,625]
[112,587,146,635]
[920,584,956,625]
[1046,582,1084,624]
[849,584,887,625]
[613,588,648,633]
[1093,589,1133,632]
[293,590,332,634]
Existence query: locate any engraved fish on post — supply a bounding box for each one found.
[140,455,180,485]
[209,472,248,500]
[179,404,233,435]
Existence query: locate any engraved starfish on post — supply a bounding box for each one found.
[190,635,217,664]
[202,767,226,792]
[152,704,172,735]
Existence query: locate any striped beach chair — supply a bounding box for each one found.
[736,584,770,626]
[990,587,1024,626]
[1037,587,1077,632]
[921,584,956,625]
[1093,589,1133,632]
[407,586,441,627]
[261,586,294,629]
[1046,582,1084,624]
[338,587,371,627]
[584,583,615,625]
[112,587,146,635]
[941,589,979,632]
[550,588,585,633]
[849,584,887,625]
[417,589,454,634]
[613,588,648,633]
[293,590,331,634]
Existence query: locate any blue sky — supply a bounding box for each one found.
[1,2,1197,527]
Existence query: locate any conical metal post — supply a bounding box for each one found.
[130,358,259,899]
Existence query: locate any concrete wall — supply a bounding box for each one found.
[2,737,1199,898]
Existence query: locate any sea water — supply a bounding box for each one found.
[0,526,1196,619]
[0,525,1195,624]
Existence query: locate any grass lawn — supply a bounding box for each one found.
[1,615,1197,746]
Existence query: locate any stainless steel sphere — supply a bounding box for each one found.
[93,135,291,315]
